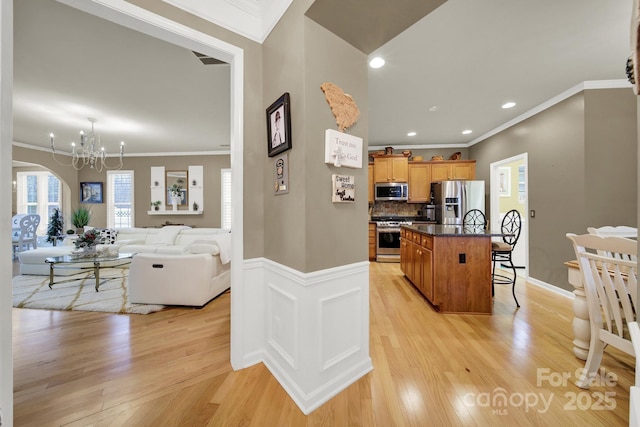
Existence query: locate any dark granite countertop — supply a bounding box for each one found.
[402,224,504,237]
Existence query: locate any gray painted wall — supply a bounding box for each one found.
[471,88,637,291]
[13,146,230,228]
[262,0,368,273]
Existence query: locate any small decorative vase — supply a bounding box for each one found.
[171,195,181,211]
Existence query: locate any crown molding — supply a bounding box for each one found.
[161,0,293,43]
[12,141,231,157]
[468,79,632,147]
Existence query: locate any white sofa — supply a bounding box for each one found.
[17,225,231,307]
[128,252,230,307]
[17,226,231,275]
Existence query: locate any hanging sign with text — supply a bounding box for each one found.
[332,174,355,203]
[324,129,363,169]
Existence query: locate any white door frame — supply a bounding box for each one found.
[490,153,529,280]
[45,0,246,367]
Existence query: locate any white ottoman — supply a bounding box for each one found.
[128,253,229,307]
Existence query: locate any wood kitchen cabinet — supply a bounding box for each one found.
[368,164,374,203]
[430,160,476,181]
[407,163,431,203]
[373,156,408,183]
[407,160,475,203]
[400,231,409,274]
[411,232,424,294]
[368,223,376,261]
[420,235,434,301]
[401,230,427,295]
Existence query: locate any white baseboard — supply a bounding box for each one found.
[527,276,574,299]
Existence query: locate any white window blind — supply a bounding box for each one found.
[107,170,134,228]
[221,169,231,230]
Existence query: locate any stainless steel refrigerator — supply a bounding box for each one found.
[432,180,485,225]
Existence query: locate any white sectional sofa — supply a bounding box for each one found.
[17,225,231,307]
[18,226,230,273]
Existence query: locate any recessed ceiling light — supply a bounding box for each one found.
[369,57,385,69]
[407,131,417,137]
[462,130,472,135]
[428,105,441,112]
[502,102,516,109]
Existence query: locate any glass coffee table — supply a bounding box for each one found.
[45,252,135,292]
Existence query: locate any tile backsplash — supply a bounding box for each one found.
[370,201,429,217]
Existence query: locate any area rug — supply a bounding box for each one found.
[12,269,165,314]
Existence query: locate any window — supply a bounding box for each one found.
[16,171,61,235]
[221,169,231,230]
[107,170,134,228]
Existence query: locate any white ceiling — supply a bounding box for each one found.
[14,0,231,156]
[367,0,632,149]
[12,0,634,157]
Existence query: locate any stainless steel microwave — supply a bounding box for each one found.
[374,182,408,201]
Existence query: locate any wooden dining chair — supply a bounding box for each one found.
[566,233,637,389]
[587,225,638,239]
[629,321,640,426]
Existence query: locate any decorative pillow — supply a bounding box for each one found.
[100,228,119,245]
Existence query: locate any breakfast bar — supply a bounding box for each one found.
[400,224,500,314]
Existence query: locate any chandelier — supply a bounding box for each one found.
[50,118,125,172]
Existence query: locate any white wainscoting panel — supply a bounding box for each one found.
[245,258,372,415]
[267,284,298,369]
[320,288,361,371]
[239,259,267,368]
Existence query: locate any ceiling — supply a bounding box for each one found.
[12,0,633,157]
[14,0,231,156]
[366,0,632,148]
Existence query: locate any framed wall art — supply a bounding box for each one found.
[273,153,289,195]
[332,174,355,203]
[266,92,292,157]
[80,182,103,204]
[498,167,511,197]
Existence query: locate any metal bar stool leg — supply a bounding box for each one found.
[506,257,520,307]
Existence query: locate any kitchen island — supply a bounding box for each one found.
[400,224,498,314]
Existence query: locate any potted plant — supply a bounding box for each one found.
[70,206,91,234]
[151,200,162,211]
[169,183,183,199]
[46,208,64,246]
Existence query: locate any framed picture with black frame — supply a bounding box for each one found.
[80,182,103,204]
[266,92,292,157]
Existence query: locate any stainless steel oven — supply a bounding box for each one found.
[376,221,407,262]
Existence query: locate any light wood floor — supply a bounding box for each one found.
[12,262,634,426]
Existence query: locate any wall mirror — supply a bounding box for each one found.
[166,170,188,205]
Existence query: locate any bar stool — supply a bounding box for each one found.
[491,209,521,307]
[463,209,487,228]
